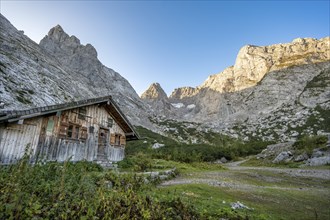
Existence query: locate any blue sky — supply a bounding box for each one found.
[1,1,329,96]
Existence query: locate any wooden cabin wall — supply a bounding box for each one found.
[37,105,126,162]
[0,104,127,164]
[0,118,43,164]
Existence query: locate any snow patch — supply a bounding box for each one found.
[187,104,196,109]
[171,103,185,108]
[152,143,165,149]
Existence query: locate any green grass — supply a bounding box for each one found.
[240,158,304,168]
[150,183,330,220]
[148,184,255,219]
[151,167,330,220]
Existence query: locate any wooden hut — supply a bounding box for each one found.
[0,96,139,166]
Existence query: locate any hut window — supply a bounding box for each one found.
[89,126,94,133]
[110,133,121,146]
[78,107,87,120]
[46,119,54,133]
[74,126,80,139]
[107,118,113,128]
[80,127,88,140]
[67,125,73,138]
[66,124,80,139]
[115,135,120,145]
[59,122,69,137]
[110,133,115,145]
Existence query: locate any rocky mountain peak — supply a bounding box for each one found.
[47,25,67,41]
[40,25,97,58]
[141,83,168,100]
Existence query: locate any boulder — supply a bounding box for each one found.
[312,150,324,158]
[220,157,228,163]
[294,152,309,162]
[272,151,293,163]
[305,156,330,166]
[231,201,252,210]
[152,143,165,149]
[257,142,294,159]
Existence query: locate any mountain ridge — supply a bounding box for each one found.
[141,37,330,141]
[0,13,154,128]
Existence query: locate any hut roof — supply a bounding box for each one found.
[0,96,139,140]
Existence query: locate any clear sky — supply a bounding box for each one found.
[1,1,329,96]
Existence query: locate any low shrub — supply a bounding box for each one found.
[0,155,200,219]
[118,152,153,171]
[126,126,272,164]
[293,135,328,156]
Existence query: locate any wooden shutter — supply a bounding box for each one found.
[120,135,126,146]
[59,122,69,137]
[110,133,116,145]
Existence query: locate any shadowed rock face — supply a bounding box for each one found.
[0,14,153,128]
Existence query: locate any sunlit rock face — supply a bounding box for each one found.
[0,14,153,128]
[141,83,168,100]
[142,36,330,141]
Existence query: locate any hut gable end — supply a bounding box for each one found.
[0,96,139,165]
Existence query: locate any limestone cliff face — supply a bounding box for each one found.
[0,14,152,127]
[199,37,330,93]
[169,87,198,101]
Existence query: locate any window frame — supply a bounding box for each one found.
[78,107,87,120]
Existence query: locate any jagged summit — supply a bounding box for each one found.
[40,24,97,58]
[141,83,172,117]
[141,83,168,100]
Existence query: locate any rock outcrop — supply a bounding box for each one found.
[169,87,198,101]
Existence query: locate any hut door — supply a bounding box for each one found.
[97,128,108,159]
